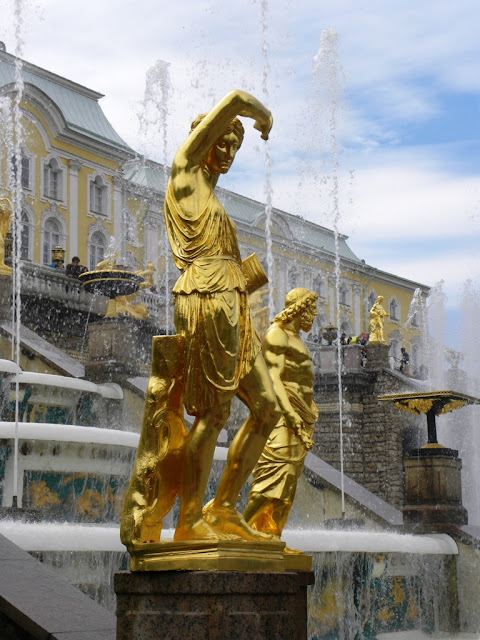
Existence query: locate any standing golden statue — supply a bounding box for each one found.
[121,90,282,558]
[369,295,388,343]
[244,289,318,541]
[0,197,12,276]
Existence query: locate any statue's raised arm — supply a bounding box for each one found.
[173,90,272,175]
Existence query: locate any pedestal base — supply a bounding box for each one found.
[403,451,468,525]
[115,570,315,640]
[128,539,286,572]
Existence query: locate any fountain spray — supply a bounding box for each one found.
[137,60,172,334]
[11,0,25,509]
[260,0,275,319]
[313,28,347,518]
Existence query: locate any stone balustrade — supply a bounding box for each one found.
[18,261,168,327]
[20,261,106,314]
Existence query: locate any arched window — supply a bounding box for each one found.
[287,267,299,291]
[389,298,400,322]
[43,158,63,200]
[313,275,324,299]
[20,210,32,260]
[89,231,108,270]
[367,291,376,311]
[43,218,62,264]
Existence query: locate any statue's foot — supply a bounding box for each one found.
[174,519,219,542]
[284,546,304,555]
[203,501,272,542]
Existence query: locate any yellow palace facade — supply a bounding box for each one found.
[0,45,428,371]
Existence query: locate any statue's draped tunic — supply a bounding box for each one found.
[164,180,261,414]
[249,383,317,502]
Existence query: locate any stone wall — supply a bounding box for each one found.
[313,345,422,509]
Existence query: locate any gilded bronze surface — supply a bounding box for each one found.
[369,295,388,343]
[0,197,12,276]
[244,288,318,555]
[121,91,287,569]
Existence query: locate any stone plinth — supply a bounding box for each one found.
[343,344,363,369]
[85,317,157,381]
[364,342,390,370]
[403,450,468,525]
[115,570,315,640]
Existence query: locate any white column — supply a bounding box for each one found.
[68,159,82,261]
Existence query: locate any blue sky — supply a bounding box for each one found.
[1,0,479,346]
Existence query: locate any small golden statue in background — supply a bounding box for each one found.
[244,289,318,544]
[107,261,155,320]
[369,295,388,343]
[121,91,288,570]
[0,197,12,276]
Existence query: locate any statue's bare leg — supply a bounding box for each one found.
[204,352,281,540]
[174,401,230,541]
[243,493,271,525]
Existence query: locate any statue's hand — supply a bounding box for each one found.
[253,113,273,141]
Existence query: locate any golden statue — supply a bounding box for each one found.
[0,197,12,276]
[369,295,388,343]
[121,90,283,559]
[106,261,155,319]
[243,289,318,541]
[96,251,118,271]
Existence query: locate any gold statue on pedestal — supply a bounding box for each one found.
[0,198,12,276]
[369,295,388,343]
[121,91,287,570]
[244,289,318,560]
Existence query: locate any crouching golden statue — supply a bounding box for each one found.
[120,91,288,571]
[244,289,318,562]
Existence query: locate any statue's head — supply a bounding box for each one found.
[191,114,245,175]
[273,288,318,330]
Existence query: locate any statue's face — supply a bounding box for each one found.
[205,131,241,174]
[300,301,317,332]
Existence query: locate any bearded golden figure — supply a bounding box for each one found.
[244,289,318,540]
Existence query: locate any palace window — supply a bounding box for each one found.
[11,153,31,190]
[43,217,62,264]
[20,210,32,260]
[389,298,400,322]
[339,283,349,306]
[367,291,377,310]
[313,275,325,299]
[89,175,107,215]
[287,267,299,291]
[43,158,63,200]
[89,230,108,271]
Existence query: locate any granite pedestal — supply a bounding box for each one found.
[115,570,314,640]
[403,448,468,526]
